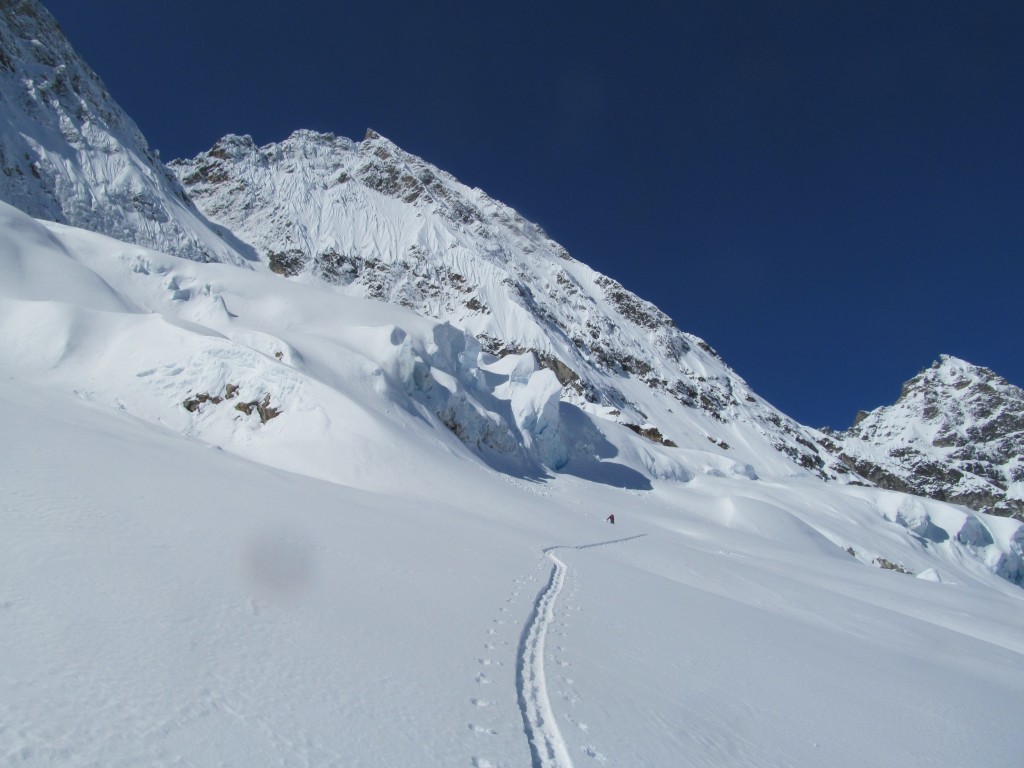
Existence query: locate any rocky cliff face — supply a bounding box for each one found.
[820,356,1024,519]
[0,0,251,264]
[170,129,842,479]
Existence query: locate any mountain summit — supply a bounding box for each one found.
[822,355,1024,519]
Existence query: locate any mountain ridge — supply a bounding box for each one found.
[0,0,843,481]
[169,127,843,480]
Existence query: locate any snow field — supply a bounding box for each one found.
[5,377,1024,766]
[0,383,537,766]
[2,203,1024,765]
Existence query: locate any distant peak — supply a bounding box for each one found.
[286,128,342,144]
[206,134,256,159]
[362,128,398,146]
[359,129,403,159]
[936,354,974,370]
[924,355,998,385]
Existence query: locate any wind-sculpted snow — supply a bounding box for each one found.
[170,129,842,479]
[0,1,253,265]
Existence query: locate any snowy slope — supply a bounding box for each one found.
[3,6,1024,763]
[0,199,793,491]
[2,208,1024,765]
[821,356,1024,520]
[2,198,1021,581]
[0,0,253,265]
[170,130,845,480]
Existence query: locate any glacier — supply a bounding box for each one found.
[3,2,1024,765]
[2,198,1024,766]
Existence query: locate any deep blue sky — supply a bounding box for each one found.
[44,0,1022,428]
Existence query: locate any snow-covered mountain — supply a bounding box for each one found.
[4,4,1024,765]
[0,0,252,265]
[821,355,1024,520]
[2,0,1016,517]
[0,0,841,482]
[169,129,842,479]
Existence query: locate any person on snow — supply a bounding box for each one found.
[606,513,615,524]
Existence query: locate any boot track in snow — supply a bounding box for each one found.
[516,535,646,768]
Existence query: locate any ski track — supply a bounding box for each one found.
[516,534,647,768]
